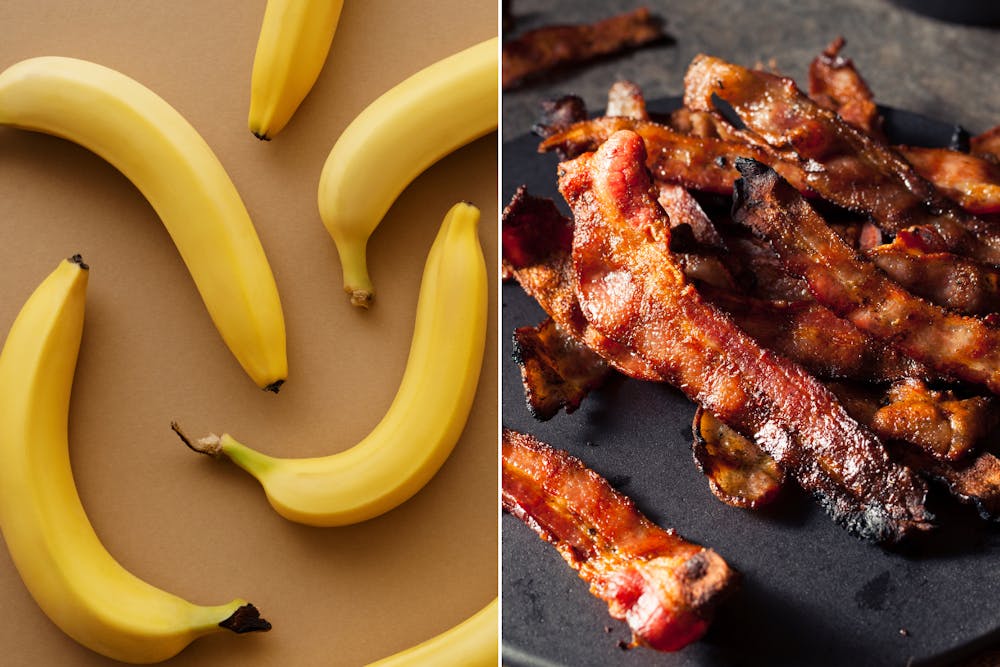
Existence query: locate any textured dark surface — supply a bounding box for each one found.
[501,97,1000,666]
[502,0,1000,141]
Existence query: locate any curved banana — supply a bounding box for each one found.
[0,56,287,390]
[318,37,498,307]
[0,257,271,664]
[249,0,344,140]
[365,599,498,666]
[179,202,487,526]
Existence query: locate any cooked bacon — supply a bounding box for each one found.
[972,125,1000,163]
[698,285,929,382]
[731,158,1000,394]
[685,54,1000,265]
[866,231,1000,315]
[502,8,666,90]
[896,146,1000,215]
[533,95,588,139]
[502,428,738,651]
[539,116,812,194]
[691,407,784,509]
[656,183,726,249]
[513,318,612,420]
[502,186,663,383]
[606,80,649,120]
[894,447,1000,521]
[560,130,931,542]
[807,36,885,140]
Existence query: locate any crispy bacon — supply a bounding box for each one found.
[866,231,1000,315]
[691,407,784,509]
[896,146,1000,215]
[698,285,929,382]
[606,80,649,120]
[559,130,931,542]
[502,428,738,651]
[894,447,1000,521]
[533,95,588,139]
[685,54,1000,265]
[972,125,1000,163]
[501,8,666,90]
[539,116,812,194]
[502,186,663,382]
[807,36,885,140]
[512,318,612,420]
[731,158,1000,394]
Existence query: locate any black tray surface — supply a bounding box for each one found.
[501,98,1000,667]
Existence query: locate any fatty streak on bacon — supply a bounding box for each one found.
[731,158,1000,394]
[684,54,1000,265]
[502,428,738,651]
[559,129,931,542]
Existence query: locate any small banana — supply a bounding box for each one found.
[0,257,271,664]
[365,598,498,666]
[0,56,287,390]
[179,202,487,526]
[318,37,498,307]
[249,0,344,140]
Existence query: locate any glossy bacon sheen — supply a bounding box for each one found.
[561,130,931,542]
[731,158,1000,394]
[502,186,663,382]
[866,231,1000,316]
[502,428,737,651]
[684,54,1000,265]
[539,116,811,194]
[502,8,665,89]
[897,146,1000,215]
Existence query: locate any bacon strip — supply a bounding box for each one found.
[512,318,611,420]
[866,231,1000,316]
[539,116,811,194]
[502,428,738,651]
[731,158,1000,394]
[560,130,931,542]
[502,8,666,89]
[807,36,885,140]
[972,125,1000,163]
[897,146,1000,215]
[684,54,1000,265]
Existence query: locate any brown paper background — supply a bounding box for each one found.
[0,2,497,665]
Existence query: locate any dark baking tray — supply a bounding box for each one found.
[501,99,1000,667]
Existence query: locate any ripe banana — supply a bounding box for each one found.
[318,37,498,307]
[0,56,287,390]
[0,257,271,664]
[179,202,487,526]
[365,598,498,666]
[249,0,344,140]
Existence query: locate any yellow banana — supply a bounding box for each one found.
[0,56,287,390]
[0,257,271,664]
[179,202,487,526]
[249,0,344,140]
[318,37,498,307]
[365,598,498,666]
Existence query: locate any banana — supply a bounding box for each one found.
[0,257,271,664]
[249,0,344,140]
[318,37,498,307]
[0,56,287,390]
[178,201,487,526]
[365,598,498,666]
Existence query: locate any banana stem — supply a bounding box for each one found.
[171,422,224,458]
[218,604,271,634]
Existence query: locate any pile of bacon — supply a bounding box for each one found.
[502,39,1000,652]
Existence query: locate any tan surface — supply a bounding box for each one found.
[0,2,497,666]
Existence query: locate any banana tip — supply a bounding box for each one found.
[219,604,271,634]
[348,288,374,309]
[264,379,284,394]
[251,130,271,142]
